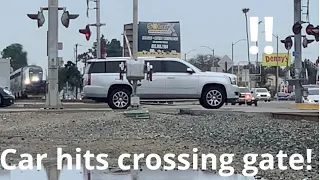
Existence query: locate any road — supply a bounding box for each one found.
[3,100,318,114]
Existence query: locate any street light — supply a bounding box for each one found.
[262,31,279,93]
[231,39,246,74]
[256,21,263,65]
[184,49,196,60]
[201,46,215,71]
[242,8,250,64]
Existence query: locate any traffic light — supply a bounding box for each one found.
[61,10,79,28]
[302,37,314,48]
[292,22,302,34]
[280,36,293,50]
[79,25,91,41]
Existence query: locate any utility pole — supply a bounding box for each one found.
[96,0,101,58]
[275,35,279,94]
[46,0,61,108]
[74,43,78,99]
[133,0,138,60]
[130,0,139,104]
[294,0,303,103]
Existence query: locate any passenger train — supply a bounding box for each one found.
[10,65,46,98]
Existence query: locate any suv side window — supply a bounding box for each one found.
[106,61,124,73]
[163,61,189,73]
[88,62,106,73]
[146,60,163,72]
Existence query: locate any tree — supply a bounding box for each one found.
[188,54,220,71]
[58,61,82,92]
[106,39,122,57]
[77,35,123,65]
[1,43,28,71]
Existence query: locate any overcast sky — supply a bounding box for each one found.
[0,0,319,72]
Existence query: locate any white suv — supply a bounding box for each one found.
[82,57,240,109]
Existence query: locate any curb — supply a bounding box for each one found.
[296,103,319,110]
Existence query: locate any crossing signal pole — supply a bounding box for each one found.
[27,0,78,109]
[83,0,106,59]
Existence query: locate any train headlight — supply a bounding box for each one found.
[31,76,39,81]
[25,79,30,84]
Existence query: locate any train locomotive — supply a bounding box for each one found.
[10,65,46,99]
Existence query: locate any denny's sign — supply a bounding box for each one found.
[261,53,291,67]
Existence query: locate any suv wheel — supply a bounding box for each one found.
[200,86,225,109]
[108,88,131,109]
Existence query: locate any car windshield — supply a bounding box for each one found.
[256,88,268,93]
[308,89,319,95]
[239,88,250,93]
[184,61,201,72]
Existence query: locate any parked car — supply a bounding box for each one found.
[288,92,295,100]
[251,88,271,102]
[0,87,14,107]
[82,57,240,109]
[303,88,319,103]
[231,87,257,106]
[274,92,290,100]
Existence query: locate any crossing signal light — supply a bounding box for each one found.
[306,24,319,42]
[302,37,314,48]
[306,24,314,35]
[292,22,302,34]
[280,36,293,51]
[79,25,91,41]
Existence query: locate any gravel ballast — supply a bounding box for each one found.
[0,111,318,179]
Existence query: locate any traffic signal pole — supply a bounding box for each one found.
[96,0,101,59]
[131,0,139,102]
[46,0,62,108]
[294,0,303,103]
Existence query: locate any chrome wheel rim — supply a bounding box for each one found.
[206,90,223,107]
[112,91,129,108]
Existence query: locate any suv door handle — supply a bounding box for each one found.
[167,77,175,79]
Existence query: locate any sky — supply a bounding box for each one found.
[0,0,319,73]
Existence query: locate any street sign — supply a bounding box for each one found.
[218,55,233,71]
[241,69,250,82]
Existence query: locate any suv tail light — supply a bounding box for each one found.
[87,74,91,85]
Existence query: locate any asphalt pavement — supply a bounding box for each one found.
[4,100,318,113]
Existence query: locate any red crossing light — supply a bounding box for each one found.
[79,25,91,41]
[306,24,314,35]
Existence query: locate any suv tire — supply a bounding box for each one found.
[107,88,131,109]
[200,86,226,109]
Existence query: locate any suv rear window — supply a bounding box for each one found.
[88,62,105,73]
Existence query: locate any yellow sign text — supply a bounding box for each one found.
[261,53,291,67]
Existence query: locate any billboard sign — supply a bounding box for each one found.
[138,21,181,58]
[261,53,291,67]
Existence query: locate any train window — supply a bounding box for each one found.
[88,62,106,73]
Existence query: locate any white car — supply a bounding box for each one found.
[303,88,319,103]
[251,88,271,102]
[82,57,240,109]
